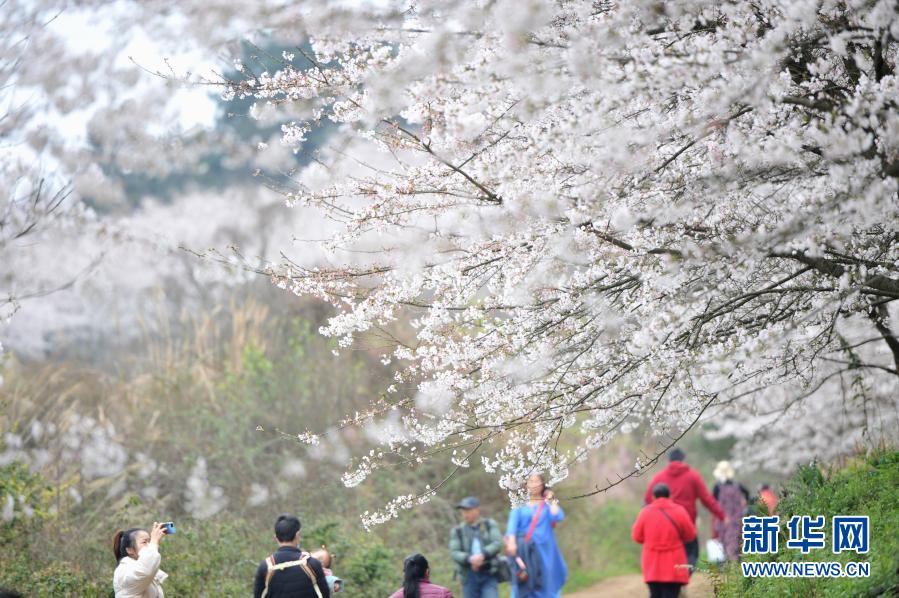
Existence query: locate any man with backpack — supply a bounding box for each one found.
[253,514,330,598]
[449,496,506,598]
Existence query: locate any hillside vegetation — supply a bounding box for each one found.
[1,296,660,596]
[717,450,899,597]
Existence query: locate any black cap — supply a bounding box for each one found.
[669,448,686,462]
[456,496,480,509]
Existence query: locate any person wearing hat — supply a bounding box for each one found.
[449,497,504,598]
[711,461,749,562]
[642,448,726,573]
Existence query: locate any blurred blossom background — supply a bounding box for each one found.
[1,3,542,595]
[2,1,897,596]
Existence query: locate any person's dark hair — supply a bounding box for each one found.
[0,589,25,598]
[759,483,770,491]
[652,483,670,498]
[668,447,686,462]
[274,514,301,542]
[402,553,429,598]
[112,528,144,561]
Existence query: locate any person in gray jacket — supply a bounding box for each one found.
[449,497,505,598]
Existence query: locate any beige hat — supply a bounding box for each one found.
[713,460,736,482]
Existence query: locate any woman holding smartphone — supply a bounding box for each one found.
[505,474,567,598]
[112,521,169,597]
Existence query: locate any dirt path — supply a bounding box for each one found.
[564,573,714,597]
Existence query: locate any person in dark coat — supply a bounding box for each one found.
[253,514,330,598]
[642,448,726,571]
[632,484,696,598]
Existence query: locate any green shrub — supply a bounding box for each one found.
[717,450,899,597]
[0,466,404,598]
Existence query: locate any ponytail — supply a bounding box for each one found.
[112,528,143,561]
[402,553,429,598]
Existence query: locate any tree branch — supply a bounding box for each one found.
[771,251,899,297]
[867,302,899,374]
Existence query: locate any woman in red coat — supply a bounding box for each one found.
[632,483,697,598]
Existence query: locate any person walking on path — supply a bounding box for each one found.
[505,474,567,598]
[253,514,330,598]
[632,483,697,598]
[643,448,726,572]
[711,461,749,561]
[112,522,169,598]
[450,496,505,598]
[389,553,453,598]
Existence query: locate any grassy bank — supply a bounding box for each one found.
[560,500,642,590]
[716,450,898,597]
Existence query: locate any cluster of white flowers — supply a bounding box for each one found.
[236,0,899,521]
[1,0,318,359]
[185,457,229,520]
[64,415,130,480]
[1,493,34,522]
[1,415,129,482]
[360,488,436,531]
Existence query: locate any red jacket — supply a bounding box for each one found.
[643,462,726,523]
[632,498,697,584]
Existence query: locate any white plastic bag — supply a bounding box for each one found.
[706,538,726,564]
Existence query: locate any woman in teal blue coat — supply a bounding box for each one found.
[505,474,567,598]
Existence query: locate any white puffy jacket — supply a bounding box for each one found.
[113,543,168,597]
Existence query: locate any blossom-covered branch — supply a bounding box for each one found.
[226,0,899,524]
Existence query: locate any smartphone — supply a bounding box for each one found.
[162,521,176,535]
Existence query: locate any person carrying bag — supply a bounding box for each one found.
[632,483,697,598]
[450,496,508,598]
[510,501,545,594]
[505,474,567,598]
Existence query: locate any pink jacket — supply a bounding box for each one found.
[389,581,453,598]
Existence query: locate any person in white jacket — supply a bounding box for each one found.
[112,521,169,597]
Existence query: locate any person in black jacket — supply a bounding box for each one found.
[254,514,331,598]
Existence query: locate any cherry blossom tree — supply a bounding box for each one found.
[227,0,899,523]
[0,0,309,356]
[0,1,88,344]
